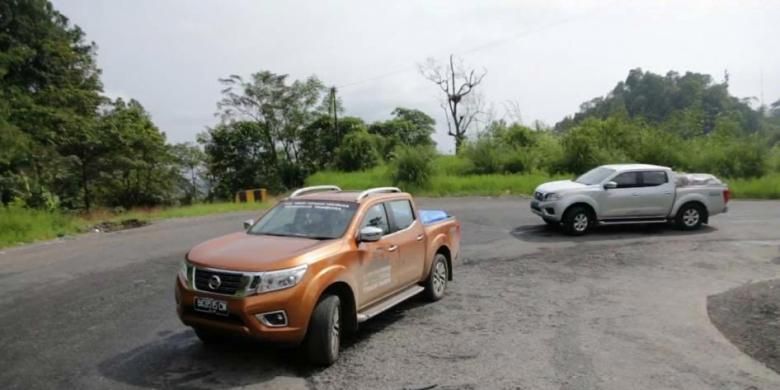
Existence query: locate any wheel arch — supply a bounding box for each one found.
[435,245,453,281]
[319,281,358,334]
[563,202,597,220]
[676,200,709,223]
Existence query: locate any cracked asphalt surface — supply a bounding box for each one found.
[1,198,779,389]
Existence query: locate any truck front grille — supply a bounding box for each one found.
[194,268,245,295]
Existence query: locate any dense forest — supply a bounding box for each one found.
[2,0,779,213]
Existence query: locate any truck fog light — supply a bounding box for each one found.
[545,208,555,215]
[256,310,288,327]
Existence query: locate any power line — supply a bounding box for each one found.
[335,2,617,90]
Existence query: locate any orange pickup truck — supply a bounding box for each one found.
[175,186,460,365]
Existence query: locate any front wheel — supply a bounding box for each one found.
[193,327,225,344]
[562,206,592,236]
[305,295,341,366]
[424,254,449,301]
[676,203,704,230]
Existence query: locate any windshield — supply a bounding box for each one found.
[575,167,616,185]
[248,200,357,239]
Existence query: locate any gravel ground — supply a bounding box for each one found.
[708,279,780,375]
[0,198,779,389]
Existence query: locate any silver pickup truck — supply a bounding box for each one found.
[531,164,730,235]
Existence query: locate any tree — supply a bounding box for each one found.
[170,142,206,204]
[368,107,436,156]
[334,130,380,172]
[419,55,486,153]
[299,116,364,172]
[555,68,762,137]
[215,71,326,189]
[95,99,177,208]
[0,0,103,207]
[199,121,279,198]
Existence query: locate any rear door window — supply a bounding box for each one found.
[612,172,640,188]
[387,200,415,232]
[641,171,668,186]
[360,203,390,234]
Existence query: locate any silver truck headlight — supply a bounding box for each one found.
[544,193,561,201]
[255,264,308,293]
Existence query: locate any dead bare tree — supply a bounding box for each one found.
[419,55,487,154]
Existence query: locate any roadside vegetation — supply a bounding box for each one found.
[2,1,780,248]
[0,202,270,249]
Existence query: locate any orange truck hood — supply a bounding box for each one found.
[187,232,335,272]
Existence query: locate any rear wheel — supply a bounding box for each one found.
[562,206,592,236]
[424,253,449,301]
[676,203,704,230]
[305,295,341,366]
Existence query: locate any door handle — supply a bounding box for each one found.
[387,245,398,252]
[416,234,424,241]
[631,193,640,196]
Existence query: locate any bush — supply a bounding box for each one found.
[334,130,380,172]
[433,155,473,175]
[685,137,768,178]
[770,146,780,173]
[462,137,502,174]
[391,145,434,189]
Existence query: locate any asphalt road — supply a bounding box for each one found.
[1,198,779,390]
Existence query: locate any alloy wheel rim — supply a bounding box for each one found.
[683,209,699,226]
[331,306,340,356]
[573,213,588,232]
[433,260,447,295]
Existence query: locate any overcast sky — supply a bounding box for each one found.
[53,0,780,153]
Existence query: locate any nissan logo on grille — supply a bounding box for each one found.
[208,274,222,290]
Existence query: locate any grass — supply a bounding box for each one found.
[306,166,570,196]
[88,201,272,223]
[726,174,780,199]
[0,207,87,248]
[0,201,271,249]
[307,161,780,199]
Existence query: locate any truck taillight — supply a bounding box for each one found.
[723,189,731,204]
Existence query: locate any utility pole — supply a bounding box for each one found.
[330,86,339,138]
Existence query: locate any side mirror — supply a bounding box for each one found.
[243,219,254,230]
[359,226,383,242]
[604,181,617,190]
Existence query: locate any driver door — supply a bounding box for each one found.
[356,203,399,307]
[600,171,643,218]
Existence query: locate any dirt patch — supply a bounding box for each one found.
[92,219,148,233]
[708,279,780,374]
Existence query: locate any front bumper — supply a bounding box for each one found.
[175,276,309,345]
[530,199,564,222]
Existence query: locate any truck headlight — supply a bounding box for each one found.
[256,264,308,294]
[179,260,192,284]
[544,193,561,201]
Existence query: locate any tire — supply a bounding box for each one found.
[562,206,592,236]
[193,327,225,344]
[676,203,704,230]
[424,253,449,301]
[305,295,341,366]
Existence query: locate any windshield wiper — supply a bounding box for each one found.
[251,232,289,237]
[252,231,334,240]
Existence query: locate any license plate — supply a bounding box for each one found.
[194,296,229,316]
